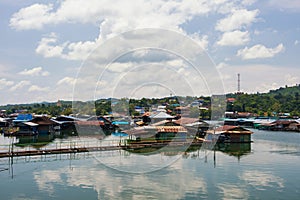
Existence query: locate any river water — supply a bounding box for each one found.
[0,129,299,199]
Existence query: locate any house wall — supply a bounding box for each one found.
[227,133,251,143]
[38,125,53,134]
[288,124,300,131]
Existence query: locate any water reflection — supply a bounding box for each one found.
[239,170,284,190]
[1,129,300,199]
[218,183,249,199]
[215,143,251,159]
[14,133,55,149]
[29,143,253,199]
[33,157,209,200]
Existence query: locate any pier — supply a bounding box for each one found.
[0,138,204,158]
[0,145,124,158]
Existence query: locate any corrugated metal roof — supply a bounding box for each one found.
[207,125,253,134]
[156,126,187,132]
[174,117,199,125]
[76,121,105,126]
[150,112,174,119]
[23,122,38,126]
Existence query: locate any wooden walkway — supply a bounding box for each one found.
[0,146,124,158]
[0,141,204,158]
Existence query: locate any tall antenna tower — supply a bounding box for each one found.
[237,73,241,93]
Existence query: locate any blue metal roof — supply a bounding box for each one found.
[13,114,33,122]
[112,121,129,125]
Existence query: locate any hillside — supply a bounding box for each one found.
[1,85,299,117]
[226,84,300,116]
[269,84,300,96]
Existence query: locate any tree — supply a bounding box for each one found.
[62,108,73,116]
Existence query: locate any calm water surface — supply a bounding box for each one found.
[0,129,299,199]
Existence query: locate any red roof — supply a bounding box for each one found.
[214,125,238,131]
[142,112,150,117]
[174,117,199,125]
[76,120,105,126]
[30,116,55,125]
[226,98,236,103]
[212,125,253,134]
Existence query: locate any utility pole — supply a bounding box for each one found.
[237,73,240,93]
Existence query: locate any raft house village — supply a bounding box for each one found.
[1,101,300,148]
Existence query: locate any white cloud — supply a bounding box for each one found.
[10,1,263,62]
[12,0,234,61]
[267,0,300,12]
[242,0,257,6]
[64,40,97,60]
[5,0,294,104]
[218,63,300,94]
[9,80,31,91]
[36,32,97,60]
[106,62,134,73]
[294,40,299,45]
[132,49,150,58]
[217,30,250,46]
[215,9,259,32]
[10,0,216,31]
[0,78,14,89]
[190,33,209,50]
[237,43,284,59]
[284,74,299,85]
[57,77,77,86]
[10,4,54,30]
[35,33,67,58]
[216,62,228,69]
[28,85,49,92]
[19,66,50,76]
[257,82,280,93]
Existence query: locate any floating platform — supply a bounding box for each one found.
[0,140,204,158]
[0,146,123,158]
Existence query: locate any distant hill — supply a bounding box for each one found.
[226,84,300,117]
[268,84,300,96]
[1,85,299,117]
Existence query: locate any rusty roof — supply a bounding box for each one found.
[209,125,253,134]
[30,116,55,125]
[76,120,105,126]
[174,117,199,125]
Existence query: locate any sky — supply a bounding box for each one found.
[0,0,300,105]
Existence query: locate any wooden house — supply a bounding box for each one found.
[174,117,209,137]
[15,115,54,136]
[51,115,79,132]
[207,125,253,143]
[287,121,300,131]
[97,116,114,130]
[75,120,106,135]
[149,111,175,124]
[123,119,188,142]
[13,114,33,126]
[17,122,39,136]
[0,117,9,127]
[29,116,56,134]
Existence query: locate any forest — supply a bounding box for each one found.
[226,84,300,117]
[1,85,299,118]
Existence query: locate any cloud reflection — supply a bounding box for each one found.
[240,170,284,190]
[218,183,249,200]
[33,157,207,199]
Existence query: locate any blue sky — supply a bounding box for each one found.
[0,0,300,105]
